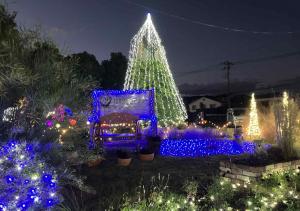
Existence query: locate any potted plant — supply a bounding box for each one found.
[117,150,132,166]
[87,145,104,167]
[139,148,155,161]
[87,154,103,167]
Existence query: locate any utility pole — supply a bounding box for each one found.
[223,61,234,108]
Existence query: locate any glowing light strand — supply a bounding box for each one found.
[282,91,289,128]
[247,93,261,138]
[0,141,60,210]
[123,0,300,35]
[124,14,187,126]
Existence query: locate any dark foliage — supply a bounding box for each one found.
[100,52,127,90]
[139,148,154,154]
[117,150,131,159]
[146,135,161,142]
[234,146,299,167]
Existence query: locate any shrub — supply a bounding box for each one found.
[120,174,197,211]
[273,96,300,160]
[200,169,300,210]
[182,179,198,200]
[0,140,60,210]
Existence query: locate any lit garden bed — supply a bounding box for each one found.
[159,139,260,157]
[219,142,300,183]
[220,159,300,183]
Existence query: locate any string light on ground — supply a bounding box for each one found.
[205,169,300,210]
[159,138,260,157]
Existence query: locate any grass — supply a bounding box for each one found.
[76,154,224,210]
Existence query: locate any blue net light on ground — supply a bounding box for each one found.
[0,140,60,210]
[103,139,148,152]
[159,139,258,157]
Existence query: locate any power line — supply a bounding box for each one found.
[123,0,300,35]
[177,64,221,75]
[178,50,300,76]
[235,50,300,65]
[229,79,300,96]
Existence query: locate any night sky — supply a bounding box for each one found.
[8,0,300,88]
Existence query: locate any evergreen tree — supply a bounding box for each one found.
[124,14,187,126]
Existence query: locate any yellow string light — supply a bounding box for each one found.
[283,91,290,128]
[247,93,261,138]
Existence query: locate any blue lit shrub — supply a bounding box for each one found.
[0,140,60,210]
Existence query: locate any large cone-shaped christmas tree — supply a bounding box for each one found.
[124,14,187,126]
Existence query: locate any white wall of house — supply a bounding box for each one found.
[188,97,222,112]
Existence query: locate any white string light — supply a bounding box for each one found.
[282,91,289,128]
[247,93,261,138]
[124,14,187,126]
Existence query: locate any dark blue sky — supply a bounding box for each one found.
[8,0,300,86]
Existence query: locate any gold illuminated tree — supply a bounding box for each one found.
[247,93,261,138]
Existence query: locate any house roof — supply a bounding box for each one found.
[183,91,290,108]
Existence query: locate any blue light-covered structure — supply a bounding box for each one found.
[88,89,157,147]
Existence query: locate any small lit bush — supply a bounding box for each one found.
[200,169,300,210]
[273,96,300,160]
[182,178,198,200]
[120,174,197,211]
[0,140,60,210]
